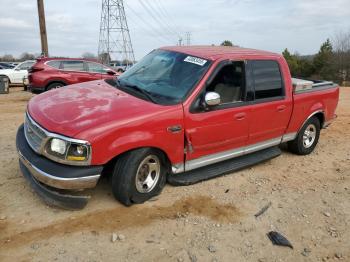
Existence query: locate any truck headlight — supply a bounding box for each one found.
[50,138,67,155]
[67,144,89,161]
[44,137,91,165]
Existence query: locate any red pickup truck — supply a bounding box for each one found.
[16,46,339,209]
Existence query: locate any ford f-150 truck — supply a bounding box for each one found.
[16,46,339,209]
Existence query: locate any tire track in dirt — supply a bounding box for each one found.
[0,195,241,250]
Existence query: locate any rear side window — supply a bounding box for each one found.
[47,60,61,69]
[61,61,85,71]
[252,60,283,99]
[18,61,34,70]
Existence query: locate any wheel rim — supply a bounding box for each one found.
[135,155,161,193]
[49,84,62,90]
[303,124,316,148]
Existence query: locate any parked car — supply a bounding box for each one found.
[0,60,35,85]
[16,46,339,209]
[109,62,133,73]
[28,58,117,92]
[0,62,15,69]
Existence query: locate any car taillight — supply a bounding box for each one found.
[28,67,44,73]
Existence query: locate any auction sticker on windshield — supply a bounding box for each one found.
[184,56,207,66]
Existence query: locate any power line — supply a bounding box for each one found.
[125,8,170,44]
[136,0,178,41]
[124,2,176,44]
[186,32,191,46]
[144,0,181,38]
[153,0,182,37]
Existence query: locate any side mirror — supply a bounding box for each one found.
[106,70,116,75]
[204,92,221,106]
[15,68,21,71]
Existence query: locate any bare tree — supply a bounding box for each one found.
[82,52,97,59]
[0,54,15,62]
[19,52,36,61]
[332,30,350,85]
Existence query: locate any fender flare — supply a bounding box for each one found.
[297,110,325,134]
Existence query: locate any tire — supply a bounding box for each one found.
[46,82,64,91]
[288,116,320,155]
[111,148,167,206]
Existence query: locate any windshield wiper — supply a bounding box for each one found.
[116,80,156,103]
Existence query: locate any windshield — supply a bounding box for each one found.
[117,49,211,105]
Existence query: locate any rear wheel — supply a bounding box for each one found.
[288,117,320,155]
[111,148,167,206]
[46,82,64,91]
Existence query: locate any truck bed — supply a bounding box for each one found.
[292,78,337,94]
[285,78,339,134]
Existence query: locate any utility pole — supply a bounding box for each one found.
[185,32,191,46]
[178,37,183,46]
[37,0,49,57]
[98,0,135,65]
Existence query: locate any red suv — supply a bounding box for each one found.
[28,58,118,92]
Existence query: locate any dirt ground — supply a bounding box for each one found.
[0,87,349,262]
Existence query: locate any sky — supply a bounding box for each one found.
[0,0,349,60]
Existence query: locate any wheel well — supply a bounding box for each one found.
[313,112,325,128]
[101,147,172,177]
[45,81,66,90]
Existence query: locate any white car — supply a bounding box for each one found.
[0,60,35,84]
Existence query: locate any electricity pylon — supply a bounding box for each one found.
[98,0,135,65]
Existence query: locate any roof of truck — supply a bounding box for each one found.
[161,45,282,61]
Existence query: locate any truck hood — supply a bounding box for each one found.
[28,80,170,140]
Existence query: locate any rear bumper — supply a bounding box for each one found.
[16,124,103,209]
[28,84,45,92]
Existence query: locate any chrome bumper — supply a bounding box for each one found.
[16,123,102,190]
[16,124,104,209]
[18,150,100,190]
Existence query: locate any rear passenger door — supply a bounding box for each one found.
[246,60,292,147]
[60,60,94,84]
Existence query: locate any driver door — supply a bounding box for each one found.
[183,61,250,170]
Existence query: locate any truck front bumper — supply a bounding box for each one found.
[16,125,103,209]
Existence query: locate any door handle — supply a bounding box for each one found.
[234,112,246,120]
[277,105,287,112]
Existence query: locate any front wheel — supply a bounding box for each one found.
[288,116,320,155]
[111,148,167,206]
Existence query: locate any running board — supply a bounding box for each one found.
[168,146,281,186]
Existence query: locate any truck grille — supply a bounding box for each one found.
[24,114,47,153]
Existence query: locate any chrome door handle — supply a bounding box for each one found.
[277,105,287,112]
[234,112,246,120]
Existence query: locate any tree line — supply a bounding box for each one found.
[0,52,38,62]
[282,31,350,85]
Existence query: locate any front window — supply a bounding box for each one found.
[115,49,211,105]
[87,62,111,74]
